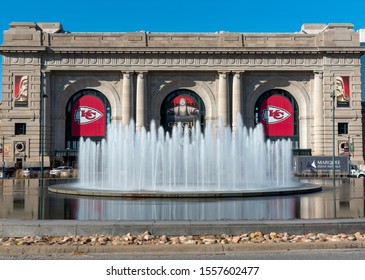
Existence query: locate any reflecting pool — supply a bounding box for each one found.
[0,178,364,221]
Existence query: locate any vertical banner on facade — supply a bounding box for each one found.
[260,95,293,137]
[166,95,200,131]
[71,95,105,137]
[336,76,350,107]
[14,75,28,107]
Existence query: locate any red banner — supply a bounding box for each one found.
[71,95,105,137]
[336,76,350,105]
[342,76,350,98]
[260,95,293,137]
[14,75,28,105]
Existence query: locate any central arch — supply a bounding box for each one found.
[245,78,311,150]
[160,89,206,133]
[254,89,299,148]
[65,89,111,150]
[150,78,217,125]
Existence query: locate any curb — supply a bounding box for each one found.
[2,218,365,237]
[1,241,365,256]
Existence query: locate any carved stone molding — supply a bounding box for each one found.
[233,72,241,79]
[55,76,76,94]
[36,52,346,70]
[7,54,37,65]
[219,72,227,79]
[314,71,323,79]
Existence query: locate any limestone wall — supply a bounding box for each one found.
[0,22,364,167]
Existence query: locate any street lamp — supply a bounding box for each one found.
[40,93,47,178]
[40,71,48,180]
[330,90,337,218]
[38,72,47,220]
[330,91,336,179]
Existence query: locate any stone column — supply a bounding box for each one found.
[122,72,132,126]
[136,72,146,130]
[232,72,242,129]
[218,72,228,126]
[313,71,324,155]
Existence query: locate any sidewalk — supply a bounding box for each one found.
[1,241,365,257]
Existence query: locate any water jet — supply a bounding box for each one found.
[49,117,321,197]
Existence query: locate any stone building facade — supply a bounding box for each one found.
[0,22,364,169]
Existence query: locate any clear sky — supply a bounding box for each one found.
[0,0,364,100]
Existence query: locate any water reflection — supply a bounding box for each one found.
[61,197,299,220]
[0,178,364,221]
[0,179,39,219]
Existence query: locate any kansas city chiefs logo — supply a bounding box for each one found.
[262,106,291,124]
[74,106,103,125]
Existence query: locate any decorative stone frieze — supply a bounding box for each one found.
[37,52,331,69]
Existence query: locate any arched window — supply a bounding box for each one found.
[254,89,299,148]
[65,89,111,150]
[160,89,205,133]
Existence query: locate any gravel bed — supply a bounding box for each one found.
[1,231,365,246]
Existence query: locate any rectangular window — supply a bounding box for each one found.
[338,123,348,135]
[15,123,26,135]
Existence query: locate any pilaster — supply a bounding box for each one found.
[218,72,228,126]
[122,72,132,126]
[313,71,324,155]
[136,72,147,130]
[232,72,242,129]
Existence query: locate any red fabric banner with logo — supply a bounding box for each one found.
[71,95,105,137]
[341,76,350,99]
[259,95,293,137]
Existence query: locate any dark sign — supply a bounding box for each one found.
[293,156,349,175]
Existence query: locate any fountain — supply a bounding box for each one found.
[49,116,322,197]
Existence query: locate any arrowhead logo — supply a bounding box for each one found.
[74,106,103,125]
[262,106,291,124]
[306,161,316,169]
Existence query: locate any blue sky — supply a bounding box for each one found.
[0,0,364,100]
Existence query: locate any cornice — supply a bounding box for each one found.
[1,46,364,55]
[45,47,365,55]
[0,46,46,54]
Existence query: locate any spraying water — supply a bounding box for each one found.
[78,117,299,192]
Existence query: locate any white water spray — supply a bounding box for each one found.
[78,117,298,192]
